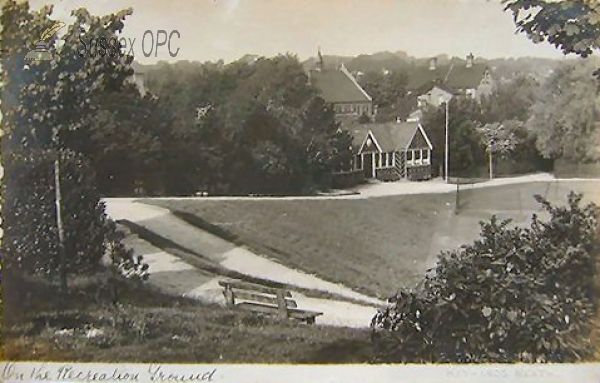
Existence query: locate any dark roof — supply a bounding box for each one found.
[407,67,446,91]
[445,63,489,89]
[311,67,372,104]
[349,121,428,152]
[407,62,490,92]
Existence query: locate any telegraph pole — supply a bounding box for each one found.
[444,100,449,183]
[53,129,67,293]
[489,146,493,180]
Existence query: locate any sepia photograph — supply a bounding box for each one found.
[1,0,600,379]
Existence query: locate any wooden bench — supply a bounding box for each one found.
[219,280,323,324]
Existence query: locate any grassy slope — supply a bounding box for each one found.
[146,181,600,299]
[3,273,372,363]
[147,193,451,299]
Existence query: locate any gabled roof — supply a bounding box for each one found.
[311,65,372,104]
[430,83,460,96]
[349,121,432,153]
[417,84,459,100]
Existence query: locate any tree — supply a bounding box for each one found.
[528,59,600,162]
[61,85,171,196]
[357,70,409,122]
[480,74,540,123]
[144,55,353,195]
[502,0,600,77]
[1,1,146,291]
[477,121,519,159]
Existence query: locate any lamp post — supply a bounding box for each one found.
[444,100,449,183]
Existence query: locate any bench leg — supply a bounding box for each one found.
[276,290,289,320]
[223,286,235,308]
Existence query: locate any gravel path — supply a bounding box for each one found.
[134,173,592,202]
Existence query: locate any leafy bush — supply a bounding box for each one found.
[371,192,599,362]
[1,149,148,289]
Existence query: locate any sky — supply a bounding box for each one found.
[27,0,567,64]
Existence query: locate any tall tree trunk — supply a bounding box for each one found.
[54,157,68,292]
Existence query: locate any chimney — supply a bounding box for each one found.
[466,53,474,68]
[316,47,324,71]
[429,57,437,71]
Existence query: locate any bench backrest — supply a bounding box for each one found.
[219,280,297,318]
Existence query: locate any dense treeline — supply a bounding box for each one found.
[80,56,354,196]
[69,52,599,195]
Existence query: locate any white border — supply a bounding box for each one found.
[1,362,599,383]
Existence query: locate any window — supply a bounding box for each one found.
[356,154,363,170]
[415,150,421,162]
[381,153,387,167]
[388,152,395,167]
[407,150,413,163]
[423,150,430,164]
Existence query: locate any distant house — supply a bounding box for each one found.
[350,121,433,181]
[309,53,374,121]
[417,84,457,108]
[409,54,495,106]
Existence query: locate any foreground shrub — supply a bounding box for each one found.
[1,149,148,291]
[372,192,599,362]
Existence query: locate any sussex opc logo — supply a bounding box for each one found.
[24,21,66,62]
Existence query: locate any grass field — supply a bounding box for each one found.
[147,181,600,299]
[3,273,372,363]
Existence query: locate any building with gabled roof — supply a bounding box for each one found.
[349,121,433,181]
[309,52,374,122]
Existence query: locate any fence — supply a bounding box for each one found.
[331,170,365,189]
